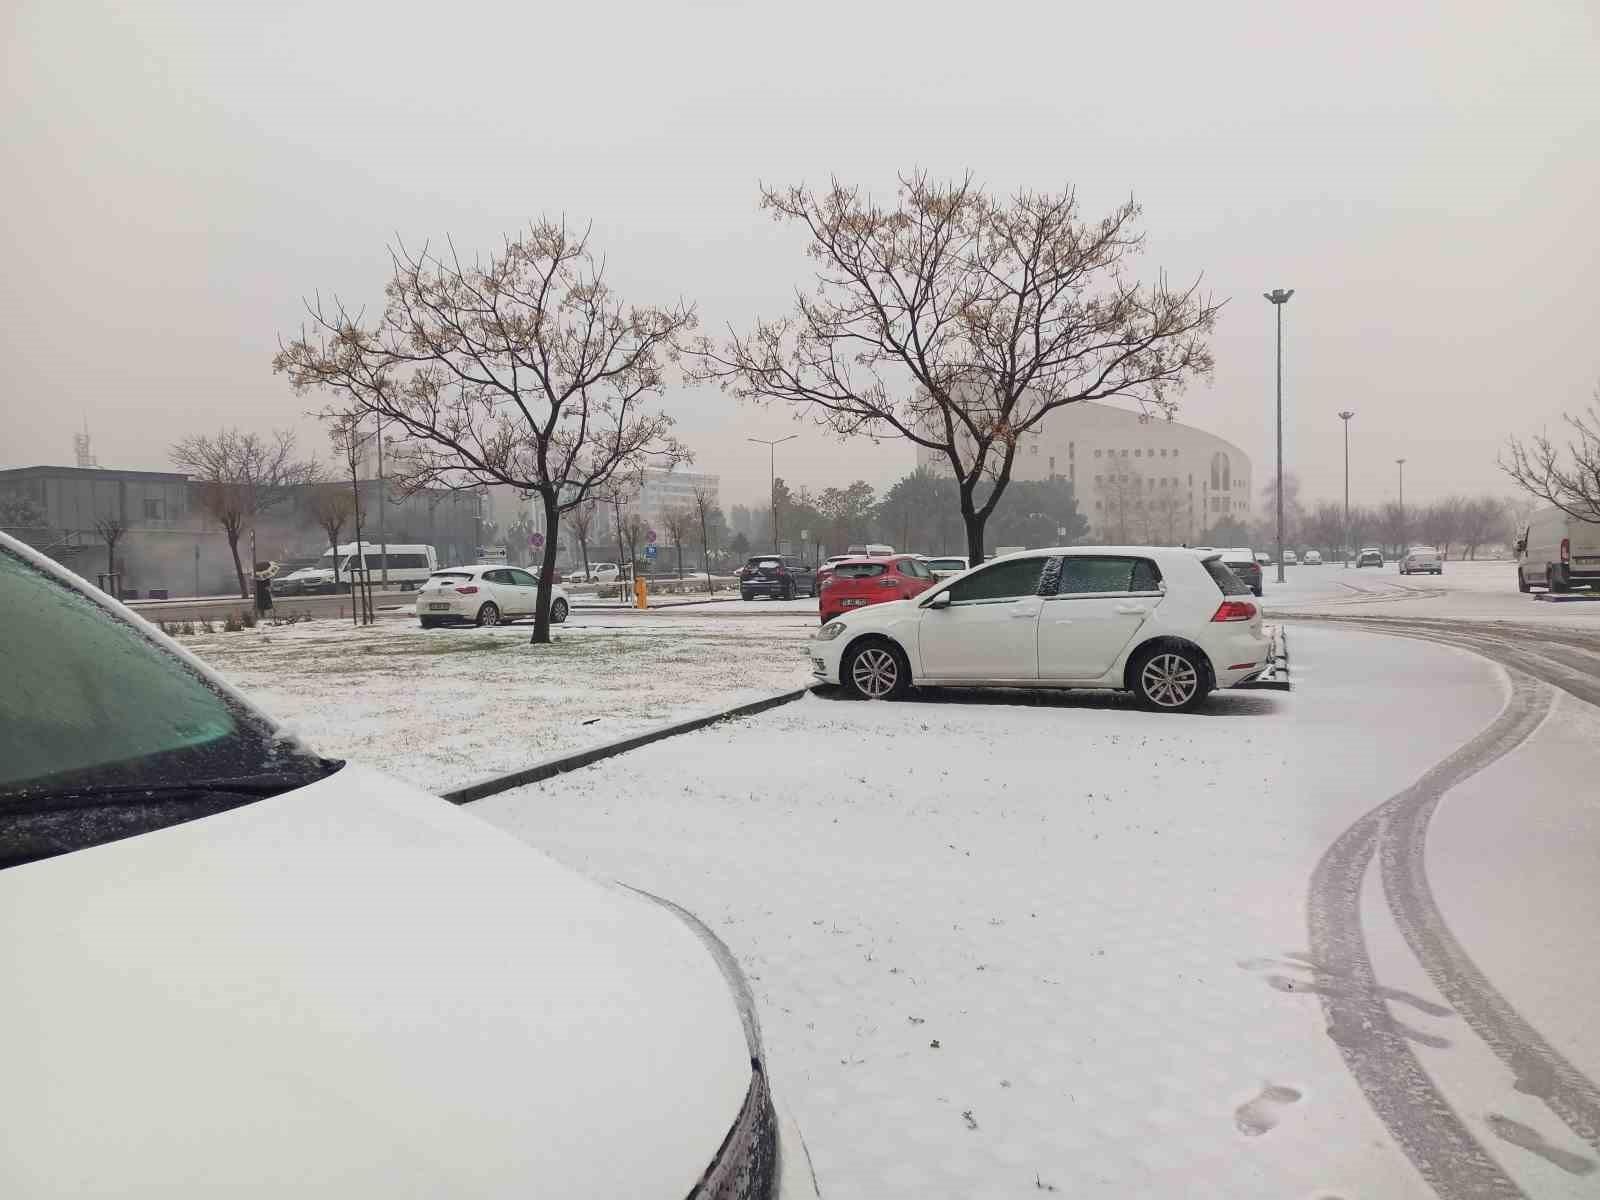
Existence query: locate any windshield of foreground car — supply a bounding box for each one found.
[0,546,337,868]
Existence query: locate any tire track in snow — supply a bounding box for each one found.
[1307,676,1546,1199]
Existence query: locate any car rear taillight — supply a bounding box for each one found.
[454,585,479,594]
[1561,538,1570,564]
[1212,599,1257,622]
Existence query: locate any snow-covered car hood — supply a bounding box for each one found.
[0,763,751,1199]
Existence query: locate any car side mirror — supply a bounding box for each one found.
[925,591,951,610]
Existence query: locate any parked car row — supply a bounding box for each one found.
[808,545,1269,712]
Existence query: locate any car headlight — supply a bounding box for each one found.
[815,621,847,641]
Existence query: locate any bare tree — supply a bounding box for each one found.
[170,429,320,598]
[274,220,693,644]
[1378,501,1408,558]
[690,485,717,593]
[1501,386,1600,524]
[620,512,645,588]
[567,499,598,582]
[93,516,126,582]
[690,171,1220,563]
[329,414,376,624]
[307,484,355,590]
[1419,496,1465,559]
[661,505,695,579]
[1459,495,1509,560]
[1302,501,1344,557]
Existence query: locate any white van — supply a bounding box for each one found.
[1516,508,1600,593]
[319,542,439,592]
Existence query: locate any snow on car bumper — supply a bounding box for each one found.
[806,637,845,685]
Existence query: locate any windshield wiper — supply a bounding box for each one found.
[0,764,343,815]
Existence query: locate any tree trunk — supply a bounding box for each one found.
[675,539,684,579]
[530,490,561,645]
[962,509,988,566]
[226,531,247,598]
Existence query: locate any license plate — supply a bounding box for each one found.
[427,603,451,611]
[839,598,867,607]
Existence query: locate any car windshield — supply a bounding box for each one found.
[0,545,336,869]
[833,563,887,579]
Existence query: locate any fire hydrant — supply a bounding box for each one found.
[633,574,648,609]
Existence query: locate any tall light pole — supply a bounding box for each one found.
[1264,288,1294,583]
[1396,457,1406,556]
[1338,411,1355,567]
[747,434,797,552]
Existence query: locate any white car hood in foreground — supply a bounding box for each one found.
[0,764,751,1199]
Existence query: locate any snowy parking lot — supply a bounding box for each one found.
[167,559,1600,1197]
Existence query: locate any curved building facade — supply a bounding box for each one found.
[917,400,1253,545]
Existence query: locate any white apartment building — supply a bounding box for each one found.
[634,467,720,536]
[917,400,1252,544]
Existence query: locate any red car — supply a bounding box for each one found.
[818,554,937,624]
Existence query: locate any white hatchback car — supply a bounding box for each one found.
[416,564,570,627]
[0,530,811,1199]
[807,546,1269,711]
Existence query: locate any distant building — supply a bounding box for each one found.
[0,463,482,598]
[634,467,720,536]
[916,400,1252,544]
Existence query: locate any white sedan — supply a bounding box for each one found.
[416,564,570,627]
[0,529,812,1199]
[808,545,1270,711]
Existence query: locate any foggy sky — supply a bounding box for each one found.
[4,0,1597,512]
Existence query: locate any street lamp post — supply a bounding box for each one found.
[747,435,797,552]
[1264,288,1295,583]
[1396,457,1406,557]
[1338,411,1355,567]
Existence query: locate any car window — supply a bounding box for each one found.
[482,569,511,584]
[1130,559,1163,592]
[1201,556,1252,596]
[945,557,1047,603]
[0,547,330,868]
[508,568,538,587]
[833,563,886,579]
[925,558,964,573]
[1057,557,1137,594]
[906,559,931,579]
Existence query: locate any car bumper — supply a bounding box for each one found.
[416,598,476,621]
[806,635,847,685]
[742,580,794,595]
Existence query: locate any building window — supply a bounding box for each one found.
[1094,500,1103,511]
[1094,449,1102,458]
[1160,449,1167,457]
[1095,475,1102,485]
[1068,442,1075,458]
[1030,443,1038,455]
[143,498,162,520]
[1134,449,1141,458]
[1048,456,1055,473]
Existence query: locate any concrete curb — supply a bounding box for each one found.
[442,686,813,804]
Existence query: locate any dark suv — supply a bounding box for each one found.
[1220,548,1263,597]
[739,554,816,600]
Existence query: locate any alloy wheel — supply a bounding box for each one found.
[851,647,900,699]
[477,603,500,626]
[1141,653,1198,708]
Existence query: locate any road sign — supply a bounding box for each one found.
[529,532,545,549]
[644,544,658,560]
[646,528,658,545]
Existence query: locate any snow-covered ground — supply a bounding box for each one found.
[469,625,1600,1198]
[173,612,815,792]
[1263,559,1600,628]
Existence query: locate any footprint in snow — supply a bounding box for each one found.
[1234,1084,1302,1137]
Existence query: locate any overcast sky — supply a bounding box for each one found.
[4,0,1596,511]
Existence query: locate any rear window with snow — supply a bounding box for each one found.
[832,563,887,579]
[1202,557,1252,596]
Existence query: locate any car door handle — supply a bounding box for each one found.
[1115,604,1150,615]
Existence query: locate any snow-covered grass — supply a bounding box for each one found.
[174,613,815,792]
[469,627,1572,1199]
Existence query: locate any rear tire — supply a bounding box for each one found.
[476,602,501,626]
[1129,644,1211,713]
[419,616,441,629]
[842,638,911,701]
[1551,565,1572,593]
[551,597,569,624]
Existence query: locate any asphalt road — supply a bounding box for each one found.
[127,590,418,622]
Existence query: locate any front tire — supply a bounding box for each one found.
[476,602,501,626]
[551,597,569,624]
[843,638,911,701]
[1518,568,1531,594]
[1130,644,1211,713]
